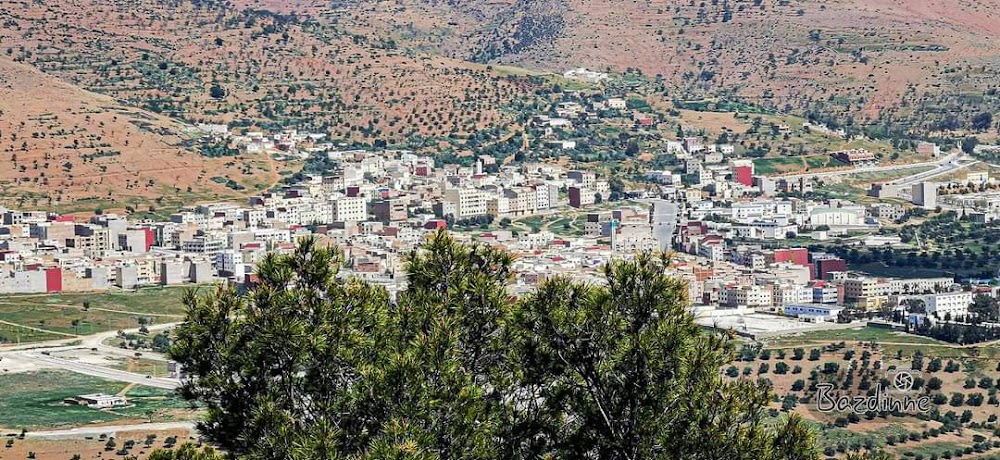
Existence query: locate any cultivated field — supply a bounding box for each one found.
[0,371,193,430]
[742,327,1000,457]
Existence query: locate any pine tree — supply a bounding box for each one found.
[169,232,822,459]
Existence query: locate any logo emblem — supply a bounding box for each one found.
[893,371,915,392]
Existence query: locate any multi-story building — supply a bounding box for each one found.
[534,183,560,211]
[216,250,246,279]
[332,197,368,222]
[370,199,408,223]
[843,276,955,301]
[568,186,595,208]
[180,235,226,254]
[69,225,110,257]
[117,229,152,254]
[812,283,839,304]
[721,284,773,308]
[869,203,905,222]
[444,188,489,218]
[923,292,973,319]
[566,170,596,188]
[843,277,893,301]
[504,187,537,216]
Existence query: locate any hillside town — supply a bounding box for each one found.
[1,126,994,340]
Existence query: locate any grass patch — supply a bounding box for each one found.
[0,371,193,430]
[764,326,949,348]
[0,323,66,344]
[0,286,193,316]
[0,287,194,342]
[895,441,963,458]
[753,157,802,175]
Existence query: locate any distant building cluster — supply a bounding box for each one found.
[6,113,994,333]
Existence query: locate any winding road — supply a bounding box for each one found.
[0,323,181,389]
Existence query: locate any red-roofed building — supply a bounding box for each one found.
[693,267,714,282]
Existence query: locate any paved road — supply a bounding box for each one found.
[891,160,979,186]
[0,323,176,358]
[0,323,181,388]
[19,352,181,389]
[772,152,962,180]
[24,421,196,439]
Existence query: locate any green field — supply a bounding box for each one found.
[892,441,967,459]
[848,262,962,279]
[13,286,197,315]
[0,371,194,430]
[0,323,67,344]
[0,287,195,344]
[753,155,837,175]
[764,326,950,348]
[753,156,808,175]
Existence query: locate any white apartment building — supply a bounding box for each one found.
[923,292,973,319]
[215,250,246,279]
[732,204,768,223]
[567,170,596,188]
[181,235,226,254]
[891,277,954,295]
[844,276,955,301]
[487,196,512,217]
[332,197,368,222]
[534,183,559,210]
[252,228,292,244]
[243,209,267,228]
[721,284,773,308]
[772,284,812,307]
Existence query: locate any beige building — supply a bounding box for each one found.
[445,188,489,218]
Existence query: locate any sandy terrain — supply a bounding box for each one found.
[5,428,198,459]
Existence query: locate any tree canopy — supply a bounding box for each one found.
[170,231,823,459]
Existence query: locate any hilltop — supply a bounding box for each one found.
[333,0,1000,136]
[4,0,1000,209]
[0,0,551,209]
[0,0,539,144]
